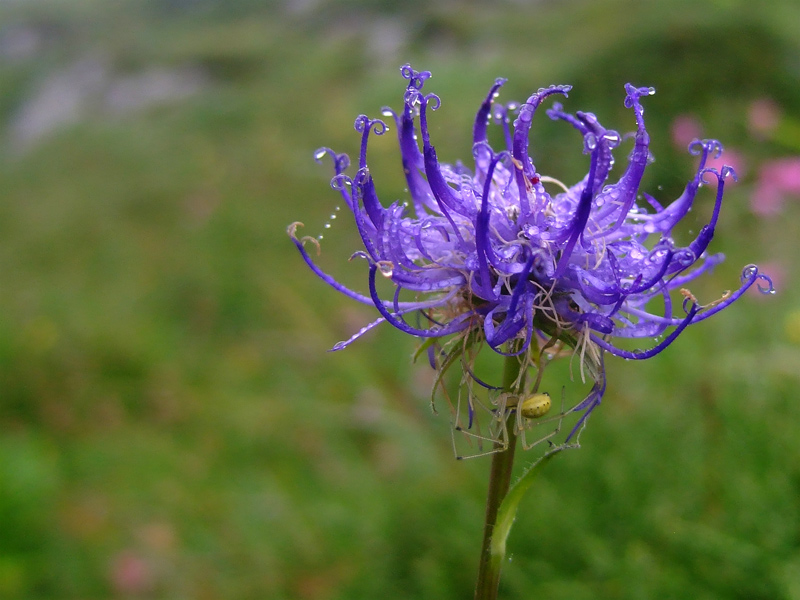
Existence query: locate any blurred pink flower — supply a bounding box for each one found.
[752,157,800,216]
[110,551,155,595]
[670,114,703,149]
[748,98,781,137]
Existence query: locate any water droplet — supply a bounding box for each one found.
[602,131,621,147]
[378,261,394,277]
[524,224,540,237]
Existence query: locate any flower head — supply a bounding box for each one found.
[289,65,773,446]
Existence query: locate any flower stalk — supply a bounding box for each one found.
[474,354,521,600]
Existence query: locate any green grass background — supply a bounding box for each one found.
[1,0,800,598]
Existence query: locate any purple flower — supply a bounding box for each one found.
[288,65,773,440]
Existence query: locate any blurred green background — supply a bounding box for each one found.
[1,0,800,598]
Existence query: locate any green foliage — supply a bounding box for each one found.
[1,0,799,598]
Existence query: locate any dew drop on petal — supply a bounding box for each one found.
[524,224,540,237]
[378,261,394,277]
[603,131,621,147]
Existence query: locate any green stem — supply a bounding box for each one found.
[474,355,522,600]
